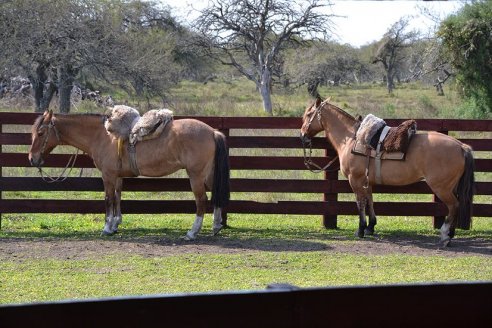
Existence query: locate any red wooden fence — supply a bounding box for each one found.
[1,112,491,228]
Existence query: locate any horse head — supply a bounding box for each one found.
[28,110,60,168]
[300,96,325,144]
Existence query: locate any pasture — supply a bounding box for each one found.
[1,80,491,305]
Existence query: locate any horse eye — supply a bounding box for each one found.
[38,131,44,137]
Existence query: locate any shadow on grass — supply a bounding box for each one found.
[1,225,491,256]
[364,228,492,256]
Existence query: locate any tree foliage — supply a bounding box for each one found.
[438,0,492,115]
[372,18,419,94]
[0,0,193,112]
[194,0,335,115]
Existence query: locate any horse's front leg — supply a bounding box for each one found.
[112,178,123,233]
[365,187,377,236]
[102,178,117,236]
[350,178,369,238]
[355,193,368,238]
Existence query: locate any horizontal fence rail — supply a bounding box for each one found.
[1,112,491,229]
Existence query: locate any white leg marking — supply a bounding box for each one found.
[440,222,451,243]
[184,215,203,241]
[213,207,223,236]
[112,215,122,232]
[102,215,115,235]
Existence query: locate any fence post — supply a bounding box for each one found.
[433,129,448,229]
[323,148,338,229]
[0,122,2,229]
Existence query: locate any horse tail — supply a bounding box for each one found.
[456,144,475,230]
[211,131,230,209]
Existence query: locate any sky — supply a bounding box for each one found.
[161,0,465,47]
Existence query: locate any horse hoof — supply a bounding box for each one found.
[441,238,451,248]
[101,230,115,236]
[364,228,374,236]
[182,233,195,241]
[355,230,365,238]
[213,225,223,236]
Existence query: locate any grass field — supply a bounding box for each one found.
[1,213,491,304]
[0,80,491,305]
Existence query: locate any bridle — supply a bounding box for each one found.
[301,102,339,173]
[35,117,81,183]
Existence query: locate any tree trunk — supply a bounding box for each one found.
[259,68,273,115]
[386,68,394,94]
[58,64,75,113]
[30,63,57,112]
[40,82,57,111]
[32,63,48,112]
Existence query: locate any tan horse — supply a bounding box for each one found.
[28,110,230,240]
[300,97,474,246]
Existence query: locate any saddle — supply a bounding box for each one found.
[352,114,417,184]
[105,106,174,176]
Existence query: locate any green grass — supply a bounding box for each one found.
[1,213,491,304]
[2,252,489,304]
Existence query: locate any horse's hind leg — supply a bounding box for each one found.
[436,191,459,247]
[212,207,223,235]
[183,175,208,241]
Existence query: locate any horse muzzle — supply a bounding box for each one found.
[29,155,44,168]
[300,132,311,146]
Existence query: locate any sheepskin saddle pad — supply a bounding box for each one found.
[105,105,173,145]
[129,109,173,144]
[353,114,417,159]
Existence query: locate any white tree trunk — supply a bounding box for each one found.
[259,68,273,115]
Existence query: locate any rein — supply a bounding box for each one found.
[36,118,83,183]
[37,149,82,183]
[302,138,339,173]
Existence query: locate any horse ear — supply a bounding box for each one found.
[315,96,322,107]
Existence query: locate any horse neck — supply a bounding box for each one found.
[320,104,357,153]
[53,114,107,154]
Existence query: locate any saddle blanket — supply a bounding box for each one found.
[352,139,406,160]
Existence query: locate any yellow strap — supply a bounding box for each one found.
[117,138,123,159]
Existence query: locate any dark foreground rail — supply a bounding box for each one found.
[1,112,491,228]
[1,282,491,327]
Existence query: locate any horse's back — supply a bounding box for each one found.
[135,118,217,176]
[407,131,468,179]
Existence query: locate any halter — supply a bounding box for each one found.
[36,117,81,183]
[301,101,339,173]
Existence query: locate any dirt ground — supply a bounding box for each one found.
[1,232,491,262]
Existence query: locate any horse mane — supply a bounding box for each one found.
[32,115,44,132]
[323,100,356,122]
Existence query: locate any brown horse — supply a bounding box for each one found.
[28,110,230,240]
[300,97,474,246]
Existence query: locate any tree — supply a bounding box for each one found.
[372,18,419,94]
[0,0,188,112]
[438,1,492,115]
[194,0,334,115]
[283,41,372,96]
